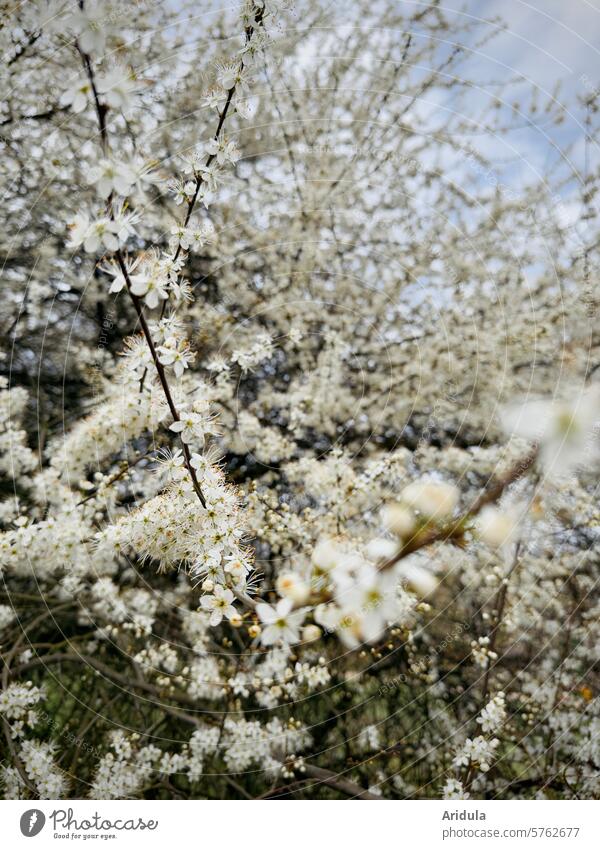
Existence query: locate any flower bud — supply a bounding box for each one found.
[382,501,417,538]
[248,624,261,639]
[398,561,438,597]
[366,537,400,562]
[202,579,214,593]
[401,481,459,520]
[312,538,342,572]
[302,624,322,643]
[276,572,310,604]
[476,506,518,549]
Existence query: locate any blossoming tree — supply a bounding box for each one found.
[1,0,599,800]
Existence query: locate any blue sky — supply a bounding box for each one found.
[459,0,600,167]
[467,0,600,92]
[401,0,600,244]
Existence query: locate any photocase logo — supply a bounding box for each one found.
[19,810,46,837]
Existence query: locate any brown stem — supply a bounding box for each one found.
[78,46,107,150]
[479,541,522,707]
[11,652,205,722]
[1,604,74,797]
[76,10,264,507]
[76,37,207,508]
[116,252,206,507]
[1,718,38,797]
[301,764,381,800]
[76,450,155,505]
[380,447,537,570]
[157,22,259,319]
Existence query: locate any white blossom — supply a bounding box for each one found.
[256,598,307,646]
[60,79,92,113]
[502,386,600,476]
[97,67,143,115]
[200,585,237,626]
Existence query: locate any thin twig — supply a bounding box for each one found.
[380,447,538,571]
[78,39,207,508]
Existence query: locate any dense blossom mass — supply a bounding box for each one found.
[1,0,599,800]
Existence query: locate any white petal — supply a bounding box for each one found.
[256,603,277,625]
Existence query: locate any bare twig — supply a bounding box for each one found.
[380,447,538,571]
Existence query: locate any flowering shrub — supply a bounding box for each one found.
[1,0,599,800]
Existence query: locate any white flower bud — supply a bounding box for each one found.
[229,613,243,627]
[476,506,518,549]
[202,579,214,593]
[302,624,322,642]
[312,538,342,572]
[401,481,459,520]
[276,572,310,604]
[398,561,438,597]
[381,503,416,538]
[366,537,399,562]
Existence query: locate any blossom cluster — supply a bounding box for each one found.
[1,0,600,804]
